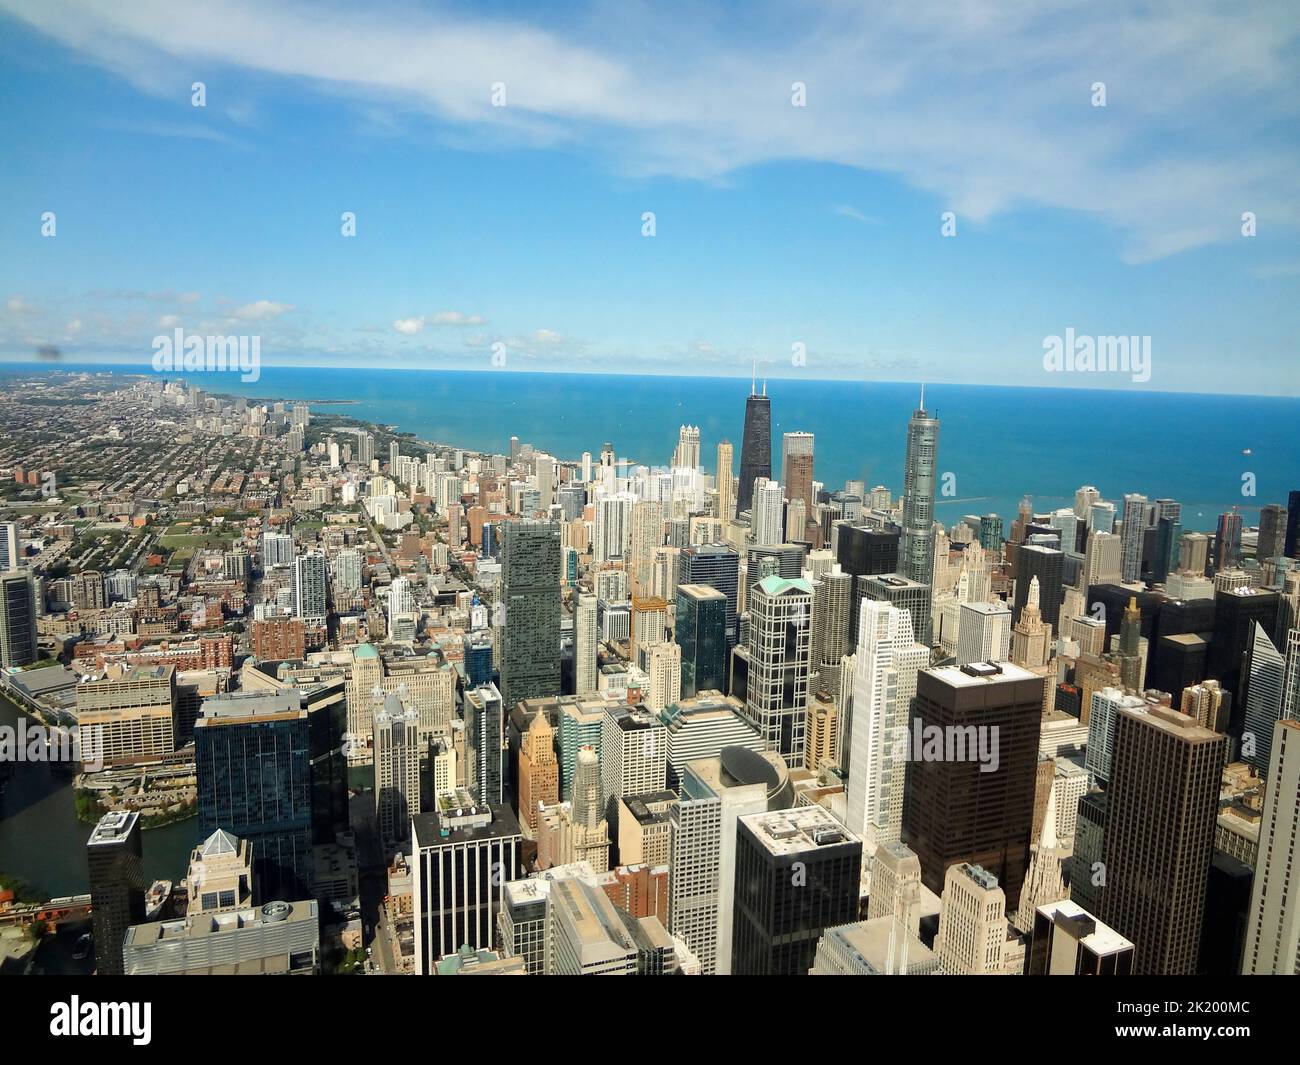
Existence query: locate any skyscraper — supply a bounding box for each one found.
[676,584,728,698]
[736,381,771,516]
[731,806,861,975]
[898,393,940,593]
[411,793,522,974]
[1100,705,1225,975]
[1014,543,1063,632]
[517,711,559,837]
[498,521,561,711]
[1242,621,1286,774]
[87,811,145,976]
[1242,718,1300,974]
[672,424,701,469]
[780,431,815,516]
[1120,493,1148,583]
[1285,489,1300,559]
[847,600,927,847]
[742,575,814,768]
[956,601,1013,666]
[194,690,347,901]
[669,750,789,974]
[0,569,37,668]
[902,662,1044,912]
[292,551,328,623]
[716,439,735,522]
[0,522,20,570]
[465,683,505,807]
[574,592,598,697]
[374,693,421,848]
[751,477,784,546]
[1216,509,1244,573]
[1257,503,1288,561]
[679,543,740,650]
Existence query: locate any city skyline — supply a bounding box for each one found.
[1,2,1298,394]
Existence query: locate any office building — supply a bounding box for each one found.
[781,431,815,515]
[742,575,814,768]
[518,711,559,837]
[736,382,772,515]
[935,862,1010,975]
[1242,719,1300,974]
[599,704,667,823]
[658,694,763,791]
[679,543,740,649]
[87,811,145,977]
[676,584,728,698]
[374,693,422,849]
[498,521,562,710]
[902,662,1044,912]
[194,689,347,902]
[74,664,178,766]
[956,601,1013,665]
[847,600,928,847]
[411,792,522,974]
[292,551,328,623]
[0,569,37,668]
[898,395,940,601]
[1100,705,1226,974]
[731,806,861,975]
[1120,494,1148,582]
[670,749,791,974]
[574,592,598,697]
[1027,899,1134,975]
[465,683,505,807]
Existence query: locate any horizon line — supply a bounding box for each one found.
[1,356,1297,404]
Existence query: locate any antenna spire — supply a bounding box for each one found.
[919,382,925,411]
[752,360,756,395]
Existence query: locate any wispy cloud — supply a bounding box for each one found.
[4,0,1297,262]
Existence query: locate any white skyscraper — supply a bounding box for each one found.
[955,601,1012,665]
[751,478,784,547]
[292,552,328,623]
[847,600,929,847]
[1242,717,1300,974]
[672,425,701,470]
[575,593,598,697]
[594,493,635,563]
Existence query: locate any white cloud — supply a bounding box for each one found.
[4,0,1296,262]
[393,316,425,335]
[232,299,293,320]
[430,310,485,326]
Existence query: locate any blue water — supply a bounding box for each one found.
[4,362,1298,531]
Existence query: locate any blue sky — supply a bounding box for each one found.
[1,0,1297,393]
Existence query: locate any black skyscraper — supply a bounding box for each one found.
[87,811,145,976]
[1286,490,1300,559]
[498,520,562,711]
[736,388,771,515]
[1013,543,1064,631]
[835,523,900,641]
[731,808,860,975]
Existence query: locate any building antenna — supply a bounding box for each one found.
[752,360,757,395]
[919,382,925,411]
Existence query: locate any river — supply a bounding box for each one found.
[0,695,200,898]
